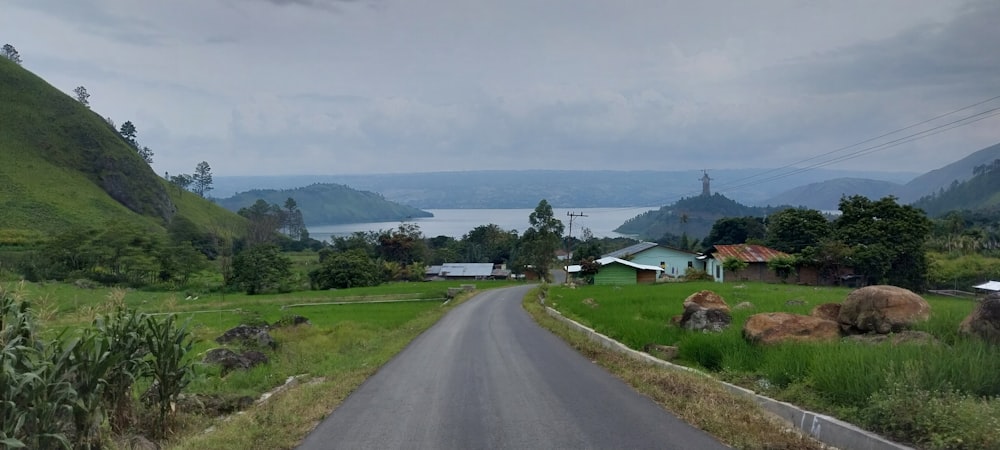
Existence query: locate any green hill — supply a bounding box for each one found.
[615,193,783,241]
[0,57,242,245]
[913,159,1000,216]
[215,183,433,225]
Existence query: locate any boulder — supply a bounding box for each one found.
[743,313,841,345]
[680,290,732,332]
[215,324,275,348]
[842,331,940,346]
[204,348,269,375]
[682,290,730,313]
[681,308,732,333]
[837,285,931,334]
[811,303,842,322]
[959,294,1000,344]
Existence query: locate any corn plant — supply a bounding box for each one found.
[66,329,119,449]
[1,292,74,449]
[94,307,149,434]
[144,313,195,437]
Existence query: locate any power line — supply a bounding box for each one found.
[717,105,1000,193]
[714,94,1000,190]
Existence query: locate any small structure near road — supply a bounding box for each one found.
[426,263,509,281]
[567,256,663,285]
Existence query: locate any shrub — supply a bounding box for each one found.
[863,371,1000,449]
[683,267,712,281]
[309,249,382,290]
[231,244,293,295]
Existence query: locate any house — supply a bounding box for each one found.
[568,256,664,285]
[701,244,790,283]
[425,263,496,280]
[602,242,700,279]
[974,280,1000,294]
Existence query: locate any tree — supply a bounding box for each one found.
[238,199,283,246]
[377,223,427,266]
[704,216,766,249]
[231,244,292,294]
[118,121,138,148]
[169,173,193,194]
[461,223,518,263]
[309,249,382,289]
[192,161,213,197]
[766,208,831,254]
[2,44,21,64]
[138,146,154,164]
[74,86,90,107]
[282,197,308,240]
[834,195,931,290]
[514,200,565,282]
[573,239,604,263]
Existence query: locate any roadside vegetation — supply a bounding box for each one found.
[523,285,827,450]
[543,281,1000,449]
[2,279,513,449]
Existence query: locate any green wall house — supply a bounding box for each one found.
[583,256,664,285]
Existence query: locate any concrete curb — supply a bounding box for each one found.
[542,306,915,450]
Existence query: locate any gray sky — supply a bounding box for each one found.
[4,0,999,177]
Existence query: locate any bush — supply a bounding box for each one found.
[231,244,293,295]
[309,249,383,290]
[863,372,1000,449]
[683,267,712,281]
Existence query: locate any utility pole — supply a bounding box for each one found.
[566,211,588,259]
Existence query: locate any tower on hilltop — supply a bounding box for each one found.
[701,170,712,196]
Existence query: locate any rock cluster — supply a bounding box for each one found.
[742,285,931,345]
[679,290,731,333]
[215,324,276,349]
[204,348,270,375]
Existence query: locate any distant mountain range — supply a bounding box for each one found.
[761,142,1000,210]
[213,168,918,209]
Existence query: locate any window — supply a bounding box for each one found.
[687,261,693,268]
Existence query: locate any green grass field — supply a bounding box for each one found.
[4,279,519,449]
[547,281,1000,448]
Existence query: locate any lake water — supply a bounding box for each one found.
[309,207,656,241]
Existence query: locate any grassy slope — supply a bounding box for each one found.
[0,58,243,241]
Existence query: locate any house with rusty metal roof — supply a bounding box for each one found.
[699,244,790,283]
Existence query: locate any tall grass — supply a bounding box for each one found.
[549,281,1000,447]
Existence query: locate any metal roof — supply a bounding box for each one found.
[711,244,789,263]
[437,263,495,277]
[566,257,664,273]
[597,257,664,272]
[974,281,1000,291]
[603,242,660,258]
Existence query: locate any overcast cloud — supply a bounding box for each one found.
[3,0,999,177]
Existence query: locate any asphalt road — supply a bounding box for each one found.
[297,284,727,450]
